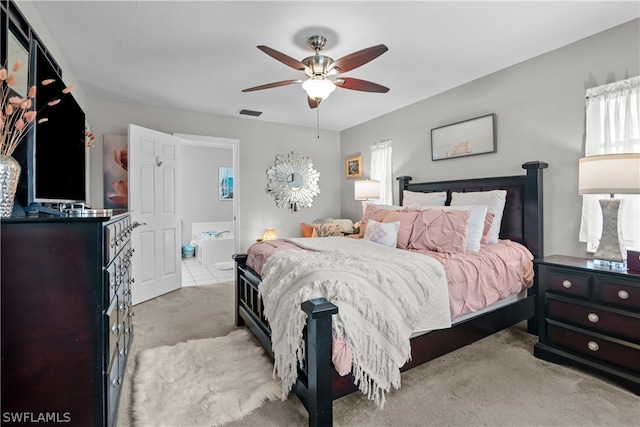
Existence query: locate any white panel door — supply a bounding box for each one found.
[129,124,181,305]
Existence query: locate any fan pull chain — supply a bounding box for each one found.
[317,106,320,139]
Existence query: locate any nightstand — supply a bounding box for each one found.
[534,255,640,395]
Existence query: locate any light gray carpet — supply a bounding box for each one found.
[117,281,639,426]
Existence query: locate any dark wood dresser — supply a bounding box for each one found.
[534,255,640,394]
[1,213,134,426]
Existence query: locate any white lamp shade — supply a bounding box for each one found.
[354,180,380,200]
[262,228,277,240]
[578,153,640,194]
[302,78,336,101]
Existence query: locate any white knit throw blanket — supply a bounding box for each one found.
[259,237,451,408]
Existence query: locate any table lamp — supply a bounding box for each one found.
[354,179,380,216]
[578,153,640,269]
[260,228,278,241]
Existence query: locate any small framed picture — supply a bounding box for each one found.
[219,166,233,200]
[431,113,496,161]
[345,154,362,179]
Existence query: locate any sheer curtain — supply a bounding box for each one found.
[579,76,640,251]
[370,140,392,205]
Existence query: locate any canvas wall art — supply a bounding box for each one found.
[219,166,233,200]
[103,134,128,208]
[431,114,496,161]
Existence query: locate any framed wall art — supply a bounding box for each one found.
[219,166,234,200]
[103,134,128,208]
[345,154,363,179]
[431,113,496,161]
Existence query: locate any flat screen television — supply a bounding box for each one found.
[14,40,86,210]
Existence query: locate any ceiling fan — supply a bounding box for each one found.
[242,35,389,108]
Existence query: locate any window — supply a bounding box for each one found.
[370,140,392,205]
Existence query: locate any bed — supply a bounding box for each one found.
[234,161,547,426]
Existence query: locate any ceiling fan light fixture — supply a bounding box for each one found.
[302,77,336,101]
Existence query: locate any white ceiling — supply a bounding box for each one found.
[31,1,639,131]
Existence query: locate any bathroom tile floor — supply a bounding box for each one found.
[182,257,234,286]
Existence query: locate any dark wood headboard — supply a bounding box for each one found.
[397,161,548,259]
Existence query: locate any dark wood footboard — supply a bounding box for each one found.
[234,254,341,426]
[234,161,547,427]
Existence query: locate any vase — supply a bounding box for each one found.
[0,155,21,217]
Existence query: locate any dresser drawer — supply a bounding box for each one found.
[105,257,120,301]
[106,355,121,427]
[106,298,120,358]
[596,278,640,311]
[547,322,640,374]
[547,298,640,342]
[542,266,591,298]
[105,223,118,263]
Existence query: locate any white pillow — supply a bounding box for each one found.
[438,205,488,252]
[402,190,447,208]
[363,220,400,248]
[451,190,507,244]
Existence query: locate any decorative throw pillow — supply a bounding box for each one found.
[314,223,343,237]
[402,190,447,208]
[358,204,392,237]
[408,209,470,254]
[381,210,420,249]
[451,190,507,244]
[480,212,495,246]
[437,205,488,252]
[363,220,400,248]
[300,223,315,238]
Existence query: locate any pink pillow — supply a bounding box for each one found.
[382,210,419,249]
[408,209,470,254]
[480,212,495,246]
[359,204,390,237]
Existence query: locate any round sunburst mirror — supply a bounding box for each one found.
[266,152,320,212]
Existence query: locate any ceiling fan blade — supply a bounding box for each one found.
[257,45,310,73]
[330,44,388,73]
[307,96,319,109]
[335,78,389,93]
[242,79,301,92]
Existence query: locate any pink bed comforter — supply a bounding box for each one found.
[246,237,534,319]
[244,237,533,376]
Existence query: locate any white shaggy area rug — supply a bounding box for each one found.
[132,329,281,426]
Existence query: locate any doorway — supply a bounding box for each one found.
[175,134,239,287]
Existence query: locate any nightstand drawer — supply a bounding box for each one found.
[596,279,640,310]
[543,267,591,298]
[547,322,640,374]
[547,298,640,342]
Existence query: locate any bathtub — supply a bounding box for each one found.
[191,221,234,266]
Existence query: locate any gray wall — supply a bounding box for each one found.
[20,0,639,258]
[180,145,233,245]
[87,100,341,252]
[340,19,640,258]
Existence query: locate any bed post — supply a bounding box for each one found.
[232,253,247,327]
[397,176,412,205]
[301,298,338,427]
[522,161,548,335]
[521,161,547,260]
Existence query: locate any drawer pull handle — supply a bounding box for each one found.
[587,341,599,352]
[617,290,629,300]
[587,313,599,323]
[562,280,572,289]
